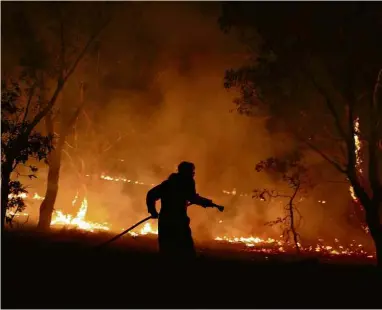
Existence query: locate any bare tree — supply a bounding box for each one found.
[253,154,312,253]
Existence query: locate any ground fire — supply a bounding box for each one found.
[7,183,376,260]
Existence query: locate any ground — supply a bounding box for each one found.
[2,228,381,308]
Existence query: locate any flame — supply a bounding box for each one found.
[213,235,375,258]
[7,191,110,232]
[33,193,44,200]
[97,173,375,258]
[127,222,158,237]
[348,117,369,233]
[349,117,362,202]
[7,187,376,259]
[50,194,110,232]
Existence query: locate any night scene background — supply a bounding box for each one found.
[1,1,382,308]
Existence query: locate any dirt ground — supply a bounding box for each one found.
[1,229,381,308]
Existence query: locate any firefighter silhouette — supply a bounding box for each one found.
[146,161,224,259]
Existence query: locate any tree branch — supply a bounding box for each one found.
[101,132,128,153]
[59,11,66,79]
[301,137,347,174]
[302,65,349,143]
[63,82,87,136]
[63,17,111,85]
[22,83,37,124]
[25,16,111,138]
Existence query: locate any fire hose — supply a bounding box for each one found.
[95,215,153,249]
[95,204,224,249]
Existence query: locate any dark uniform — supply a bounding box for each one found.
[146,162,220,260]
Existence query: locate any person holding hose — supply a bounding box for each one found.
[146,161,224,260]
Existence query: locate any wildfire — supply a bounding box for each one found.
[7,185,376,260]
[100,174,147,185]
[33,193,44,200]
[214,235,374,258]
[348,117,369,234]
[97,173,375,258]
[7,191,110,232]
[117,220,376,259]
[127,222,158,237]
[349,117,362,202]
[50,194,110,232]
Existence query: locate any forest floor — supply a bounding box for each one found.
[1,228,381,309]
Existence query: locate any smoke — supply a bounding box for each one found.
[3,2,373,248]
[82,2,282,239]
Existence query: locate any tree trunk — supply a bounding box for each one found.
[364,203,382,268]
[37,137,65,231]
[289,201,300,254]
[1,162,12,231]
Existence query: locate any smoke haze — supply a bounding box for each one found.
[2,2,372,248]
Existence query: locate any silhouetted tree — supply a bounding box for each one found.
[37,82,87,230]
[254,153,312,253]
[1,2,112,230]
[34,5,112,231]
[1,81,53,230]
[219,3,382,265]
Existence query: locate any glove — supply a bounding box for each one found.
[150,211,159,219]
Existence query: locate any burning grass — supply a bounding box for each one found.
[7,188,376,262]
[7,123,377,263]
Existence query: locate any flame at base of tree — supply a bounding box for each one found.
[348,117,369,234]
[50,194,110,232]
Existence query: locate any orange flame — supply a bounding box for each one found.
[7,184,376,259]
[50,194,110,232]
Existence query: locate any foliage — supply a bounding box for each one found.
[1,2,113,229]
[1,81,54,225]
[219,3,382,149]
[6,181,28,227]
[219,2,382,264]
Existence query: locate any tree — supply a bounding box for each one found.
[253,153,313,253]
[219,3,382,265]
[37,83,87,230]
[1,2,112,230]
[1,81,53,230]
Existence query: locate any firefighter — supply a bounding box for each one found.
[146,161,224,260]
